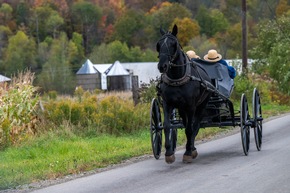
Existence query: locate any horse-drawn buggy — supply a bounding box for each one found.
[150,25,263,163]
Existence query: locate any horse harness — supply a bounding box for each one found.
[160,56,216,92]
[158,57,216,106]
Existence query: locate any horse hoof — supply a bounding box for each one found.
[182,155,192,163]
[165,155,175,164]
[192,150,198,159]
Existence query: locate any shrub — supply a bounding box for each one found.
[231,72,290,106]
[48,90,57,100]
[231,74,255,101]
[42,92,149,136]
[139,78,159,103]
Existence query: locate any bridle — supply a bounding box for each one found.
[157,33,196,86]
[157,33,179,62]
[157,33,187,73]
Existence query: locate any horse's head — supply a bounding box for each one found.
[156,25,179,73]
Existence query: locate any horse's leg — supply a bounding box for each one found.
[183,110,195,163]
[191,119,201,159]
[190,97,211,159]
[163,103,175,164]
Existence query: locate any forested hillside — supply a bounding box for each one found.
[0,0,289,94]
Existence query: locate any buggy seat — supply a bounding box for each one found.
[196,61,234,98]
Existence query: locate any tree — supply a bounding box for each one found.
[186,35,217,58]
[89,40,157,63]
[125,0,159,12]
[99,40,131,62]
[251,16,290,94]
[247,0,279,22]
[0,25,12,66]
[71,1,102,54]
[111,8,145,47]
[276,0,290,17]
[150,2,192,41]
[215,23,242,59]
[0,3,15,31]
[0,3,13,25]
[15,1,30,27]
[196,6,229,37]
[89,43,112,64]
[46,11,64,38]
[71,32,85,72]
[30,6,64,44]
[171,17,200,46]
[37,33,76,94]
[3,31,36,76]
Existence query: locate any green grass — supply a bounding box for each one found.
[261,104,290,118]
[0,130,151,190]
[1,104,290,190]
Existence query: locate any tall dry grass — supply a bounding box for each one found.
[0,71,39,148]
[42,89,149,136]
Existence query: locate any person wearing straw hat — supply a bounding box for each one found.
[186,50,200,60]
[204,49,236,79]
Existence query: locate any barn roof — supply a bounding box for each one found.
[122,62,160,83]
[76,59,161,84]
[0,74,11,82]
[76,59,97,74]
[93,64,111,73]
[105,61,130,76]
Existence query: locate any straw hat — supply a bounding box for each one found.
[186,50,200,59]
[203,49,222,62]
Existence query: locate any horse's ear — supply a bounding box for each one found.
[172,24,178,36]
[160,27,166,35]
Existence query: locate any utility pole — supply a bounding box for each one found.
[242,0,248,73]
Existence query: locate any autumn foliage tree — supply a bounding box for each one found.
[171,17,200,46]
[0,0,286,94]
[150,2,192,40]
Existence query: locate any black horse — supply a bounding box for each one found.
[156,25,213,163]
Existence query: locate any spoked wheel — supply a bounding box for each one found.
[240,94,251,156]
[150,98,163,159]
[253,88,263,151]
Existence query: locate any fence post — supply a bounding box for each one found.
[132,75,139,105]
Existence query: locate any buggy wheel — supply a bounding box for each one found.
[150,98,163,159]
[253,88,263,151]
[240,94,250,156]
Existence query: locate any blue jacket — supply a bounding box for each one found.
[218,59,236,79]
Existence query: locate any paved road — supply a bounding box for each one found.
[31,114,290,193]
